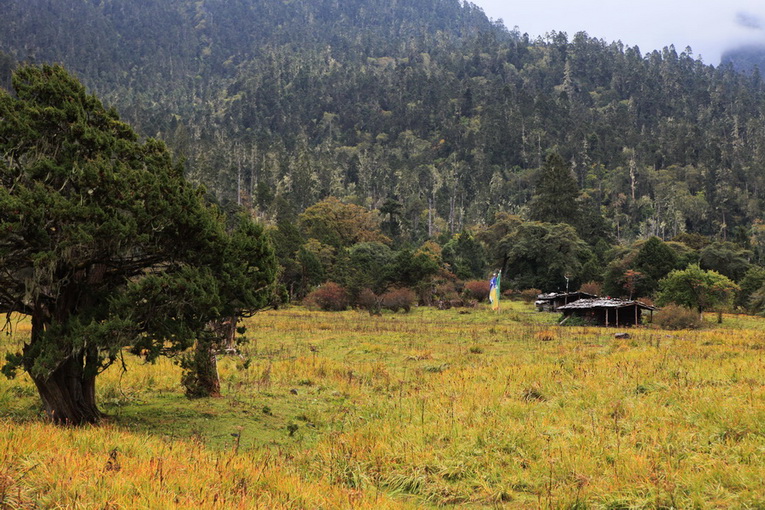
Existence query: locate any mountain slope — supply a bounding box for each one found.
[2,0,765,243]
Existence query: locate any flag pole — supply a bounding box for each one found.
[496,270,501,314]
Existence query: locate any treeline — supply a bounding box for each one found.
[267,174,765,316]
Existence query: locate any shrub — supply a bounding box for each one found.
[381,288,417,313]
[463,280,491,302]
[357,288,381,315]
[435,281,459,301]
[579,281,602,296]
[519,288,542,303]
[653,304,703,330]
[304,282,349,311]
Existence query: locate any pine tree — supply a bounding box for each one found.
[528,152,581,227]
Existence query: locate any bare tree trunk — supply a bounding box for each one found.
[428,197,433,238]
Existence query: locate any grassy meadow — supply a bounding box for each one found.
[2,303,765,508]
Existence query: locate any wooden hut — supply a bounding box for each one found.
[535,291,597,312]
[557,298,655,326]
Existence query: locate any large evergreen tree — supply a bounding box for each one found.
[0,65,275,424]
[632,236,679,295]
[528,152,581,227]
[499,221,590,291]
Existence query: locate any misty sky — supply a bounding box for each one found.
[473,0,765,65]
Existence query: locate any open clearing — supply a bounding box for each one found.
[2,304,765,508]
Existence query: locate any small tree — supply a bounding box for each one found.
[622,269,643,300]
[657,265,739,321]
[179,215,276,398]
[298,197,389,249]
[736,266,765,312]
[633,236,679,294]
[579,281,602,296]
[500,221,589,291]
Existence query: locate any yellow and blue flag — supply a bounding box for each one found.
[489,271,501,311]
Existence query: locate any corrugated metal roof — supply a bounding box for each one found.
[557,298,655,310]
[535,291,597,301]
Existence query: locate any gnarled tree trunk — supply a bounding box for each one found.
[182,335,222,398]
[180,317,238,398]
[25,309,103,425]
[28,346,102,425]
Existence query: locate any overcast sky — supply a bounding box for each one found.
[473,0,765,65]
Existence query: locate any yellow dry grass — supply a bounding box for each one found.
[2,305,765,508]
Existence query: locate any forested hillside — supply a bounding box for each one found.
[3,0,765,301]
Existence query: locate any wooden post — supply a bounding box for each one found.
[635,305,638,325]
[616,307,619,327]
[605,308,609,327]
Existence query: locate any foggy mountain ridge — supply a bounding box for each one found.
[722,44,765,74]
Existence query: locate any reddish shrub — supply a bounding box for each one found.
[381,288,417,313]
[357,288,381,315]
[519,288,542,303]
[463,280,491,302]
[304,282,349,311]
[435,281,459,301]
[579,281,602,297]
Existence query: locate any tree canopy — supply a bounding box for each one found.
[497,221,589,291]
[298,197,390,249]
[528,152,581,227]
[0,64,275,424]
[657,265,739,318]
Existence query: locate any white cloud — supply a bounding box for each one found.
[473,0,765,64]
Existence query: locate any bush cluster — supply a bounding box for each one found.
[462,280,490,302]
[380,288,416,312]
[652,304,703,330]
[519,288,542,303]
[304,282,349,311]
[305,284,417,313]
[356,288,381,313]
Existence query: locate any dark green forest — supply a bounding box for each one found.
[4,0,765,308]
